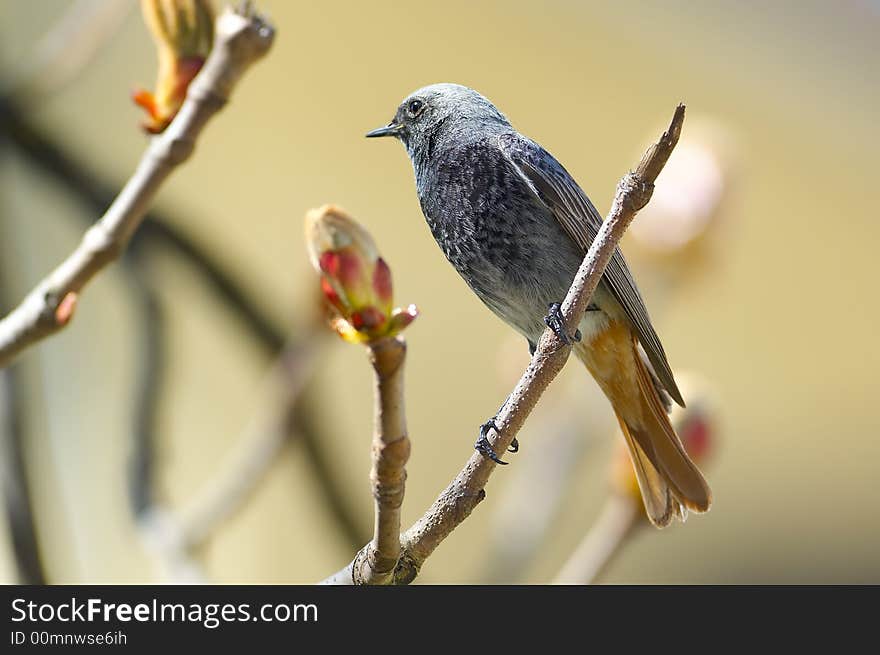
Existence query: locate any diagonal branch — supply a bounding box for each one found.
[177,339,318,551]
[2,94,368,551]
[322,104,686,584]
[0,7,275,369]
[552,494,640,584]
[136,336,318,583]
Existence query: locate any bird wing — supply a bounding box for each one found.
[499,132,684,407]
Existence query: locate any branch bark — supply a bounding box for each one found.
[0,6,275,369]
[323,337,411,585]
[321,104,686,584]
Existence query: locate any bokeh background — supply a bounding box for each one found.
[1,0,878,584]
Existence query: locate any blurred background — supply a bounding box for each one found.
[0,0,877,584]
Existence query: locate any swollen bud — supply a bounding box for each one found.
[133,0,215,134]
[305,205,418,344]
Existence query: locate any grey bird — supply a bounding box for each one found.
[367,83,711,527]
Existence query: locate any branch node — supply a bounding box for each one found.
[161,135,197,166]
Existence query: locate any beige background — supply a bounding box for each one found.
[0,0,877,583]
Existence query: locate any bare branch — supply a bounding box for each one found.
[0,7,275,369]
[552,495,639,584]
[554,370,718,584]
[484,408,598,583]
[325,337,411,585]
[178,341,317,550]
[322,104,686,584]
[136,338,318,582]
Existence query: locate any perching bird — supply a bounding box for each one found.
[366,83,711,527]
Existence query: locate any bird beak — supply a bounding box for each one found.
[365,122,402,138]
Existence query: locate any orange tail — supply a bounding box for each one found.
[575,321,712,527]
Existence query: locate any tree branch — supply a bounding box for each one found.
[133,333,331,582]
[552,494,639,584]
[2,86,368,553]
[0,7,275,369]
[324,337,411,585]
[0,367,47,584]
[127,248,166,519]
[177,340,317,550]
[322,104,686,584]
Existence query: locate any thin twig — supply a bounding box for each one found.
[553,373,717,584]
[362,338,410,583]
[123,250,208,583]
[178,340,317,550]
[322,104,686,585]
[0,7,275,369]
[127,248,166,519]
[136,334,320,581]
[323,337,411,585]
[552,494,640,584]
[484,407,596,583]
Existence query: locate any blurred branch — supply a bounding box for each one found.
[554,373,718,584]
[325,337,411,585]
[0,72,367,555]
[178,340,317,550]
[484,409,594,583]
[552,495,639,584]
[2,0,132,102]
[133,324,326,582]
[0,6,275,369]
[138,508,208,583]
[0,95,284,354]
[122,250,208,582]
[0,367,46,584]
[0,210,46,583]
[323,104,686,584]
[127,248,166,519]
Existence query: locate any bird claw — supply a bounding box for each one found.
[508,437,519,453]
[544,302,581,344]
[475,419,508,465]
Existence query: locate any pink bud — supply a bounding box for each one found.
[305,206,417,344]
[373,258,393,305]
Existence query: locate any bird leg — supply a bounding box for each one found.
[475,397,519,465]
[544,302,581,344]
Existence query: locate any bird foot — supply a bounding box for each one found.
[475,419,518,465]
[544,302,581,344]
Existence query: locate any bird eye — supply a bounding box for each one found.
[407,99,424,117]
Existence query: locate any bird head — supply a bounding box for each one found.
[366,83,511,159]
